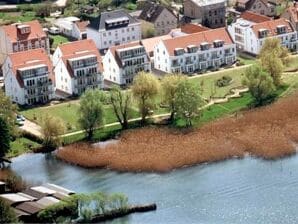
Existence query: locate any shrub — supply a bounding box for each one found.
[216,76,232,87]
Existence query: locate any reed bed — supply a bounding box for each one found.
[57,94,298,172]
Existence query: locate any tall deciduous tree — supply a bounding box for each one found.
[259,38,289,86]
[109,85,132,129]
[242,65,276,106]
[78,89,105,140]
[41,114,66,149]
[131,72,160,125]
[0,198,18,223]
[0,89,17,133]
[0,117,10,158]
[174,80,204,127]
[161,74,186,122]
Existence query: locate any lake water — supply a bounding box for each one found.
[10,153,298,224]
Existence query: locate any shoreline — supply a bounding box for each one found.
[56,93,298,173]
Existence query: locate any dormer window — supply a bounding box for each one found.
[213,40,224,48]
[276,25,286,34]
[17,24,31,35]
[187,45,198,53]
[258,29,269,38]
[200,42,210,51]
[174,48,185,56]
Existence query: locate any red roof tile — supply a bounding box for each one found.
[58,39,103,76]
[8,49,53,87]
[162,28,234,56]
[252,18,294,38]
[75,21,89,32]
[240,11,272,23]
[180,24,210,34]
[2,20,47,43]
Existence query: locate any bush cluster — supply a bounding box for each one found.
[216,76,232,87]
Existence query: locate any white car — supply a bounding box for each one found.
[49,27,60,35]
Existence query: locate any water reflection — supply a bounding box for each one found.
[10,153,298,224]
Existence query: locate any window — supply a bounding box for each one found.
[132,27,134,31]
[103,33,106,37]
[127,28,130,32]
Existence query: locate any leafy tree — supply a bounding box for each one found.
[174,80,204,127]
[98,0,112,9]
[131,72,160,125]
[78,89,105,140]
[0,198,18,223]
[161,74,186,122]
[0,89,17,133]
[109,85,132,129]
[41,114,66,149]
[259,38,289,86]
[242,65,276,106]
[34,2,52,17]
[0,117,10,158]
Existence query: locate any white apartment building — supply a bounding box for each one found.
[154,28,236,74]
[228,17,298,55]
[0,20,50,65]
[87,9,141,50]
[2,49,54,105]
[103,41,151,85]
[53,39,103,96]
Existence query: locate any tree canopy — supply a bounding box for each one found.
[78,89,105,140]
[0,198,18,223]
[0,117,10,158]
[174,79,204,127]
[131,72,160,124]
[243,65,276,106]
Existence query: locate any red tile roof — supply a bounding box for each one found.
[252,18,294,38]
[2,20,47,43]
[8,49,53,88]
[180,24,210,34]
[240,11,272,23]
[162,28,234,56]
[58,39,103,76]
[74,21,89,32]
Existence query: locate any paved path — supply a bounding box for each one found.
[54,0,67,7]
[20,119,42,137]
[0,4,16,10]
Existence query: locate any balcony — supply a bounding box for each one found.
[24,80,52,90]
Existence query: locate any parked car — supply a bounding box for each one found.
[49,26,60,35]
[16,114,25,121]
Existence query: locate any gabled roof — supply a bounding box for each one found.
[246,0,269,10]
[240,11,272,23]
[7,49,53,88]
[180,23,210,34]
[87,9,139,31]
[141,34,173,56]
[74,20,89,32]
[57,39,103,77]
[138,2,176,23]
[1,20,47,42]
[251,18,294,38]
[162,28,234,56]
[108,41,147,68]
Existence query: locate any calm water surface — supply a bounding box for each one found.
[10,153,298,224]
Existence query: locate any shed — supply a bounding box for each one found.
[37,196,60,207]
[0,193,33,206]
[43,183,75,195]
[15,201,45,215]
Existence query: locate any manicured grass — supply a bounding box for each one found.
[191,67,247,98]
[21,101,139,133]
[284,56,298,72]
[0,11,37,24]
[9,137,41,158]
[237,53,257,65]
[49,34,69,49]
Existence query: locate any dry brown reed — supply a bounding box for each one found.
[57,93,298,172]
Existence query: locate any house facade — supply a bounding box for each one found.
[228,17,298,55]
[87,10,141,50]
[235,0,276,17]
[183,0,226,28]
[2,49,54,105]
[282,3,298,31]
[0,20,50,65]
[138,2,178,36]
[53,39,103,96]
[154,28,236,74]
[102,41,151,85]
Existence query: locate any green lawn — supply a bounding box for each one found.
[21,101,140,133]
[191,67,247,98]
[9,137,41,158]
[0,11,37,25]
[237,53,257,65]
[284,56,298,72]
[49,34,69,49]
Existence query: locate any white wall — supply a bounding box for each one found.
[102,50,122,85]
[54,59,73,95]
